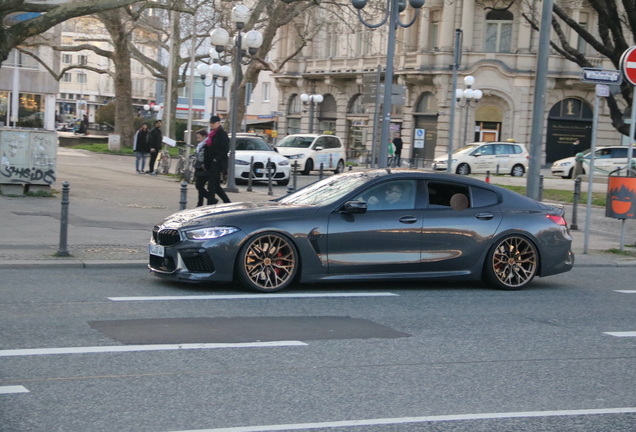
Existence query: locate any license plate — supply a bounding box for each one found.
[255,168,266,174]
[149,244,164,257]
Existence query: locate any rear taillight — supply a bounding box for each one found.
[546,214,567,226]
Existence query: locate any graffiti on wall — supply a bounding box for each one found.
[0,130,57,185]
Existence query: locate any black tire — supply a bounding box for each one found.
[483,235,538,290]
[335,159,345,174]
[456,163,470,175]
[302,159,314,175]
[236,232,298,293]
[511,164,525,177]
[277,179,290,186]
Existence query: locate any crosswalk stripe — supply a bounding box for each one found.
[0,341,307,357]
[0,386,29,394]
[615,290,636,294]
[603,332,636,337]
[108,293,399,302]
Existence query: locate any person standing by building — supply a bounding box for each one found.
[203,115,230,205]
[147,120,163,175]
[193,129,211,206]
[133,122,150,174]
[393,132,403,167]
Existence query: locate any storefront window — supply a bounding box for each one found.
[17,93,44,128]
[0,92,8,127]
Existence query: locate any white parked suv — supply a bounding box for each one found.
[551,146,636,178]
[433,141,529,177]
[275,134,347,175]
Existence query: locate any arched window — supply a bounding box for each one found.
[485,10,513,53]
[414,93,438,114]
[288,94,301,115]
[348,94,365,115]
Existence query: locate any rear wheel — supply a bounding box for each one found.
[511,164,525,177]
[302,159,314,175]
[483,235,538,290]
[236,232,298,292]
[456,163,470,175]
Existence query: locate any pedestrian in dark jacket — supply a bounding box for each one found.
[147,120,163,175]
[133,122,150,173]
[194,129,211,206]
[392,132,403,167]
[203,115,230,205]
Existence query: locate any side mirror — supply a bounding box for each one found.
[342,200,367,214]
[314,145,324,151]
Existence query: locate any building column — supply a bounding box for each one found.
[438,2,457,51]
[461,0,474,50]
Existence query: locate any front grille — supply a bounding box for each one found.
[183,255,214,273]
[252,161,277,178]
[149,255,176,272]
[152,227,180,246]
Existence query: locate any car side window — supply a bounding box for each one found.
[313,137,327,149]
[329,137,342,149]
[474,145,493,156]
[427,182,471,208]
[598,149,612,158]
[355,180,416,211]
[512,145,522,154]
[494,144,508,155]
[611,148,627,158]
[471,186,499,207]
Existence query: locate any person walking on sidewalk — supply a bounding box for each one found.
[147,120,163,175]
[393,132,403,167]
[194,129,211,206]
[133,122,150,174]
[203,115,230,205]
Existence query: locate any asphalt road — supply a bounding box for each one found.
[2,266,636,431]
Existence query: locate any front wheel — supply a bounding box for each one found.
[236,232,298,292]
[335,159,345,174]
[302,159,314,175]
[483,235,538,290]
[511,164,525,177]
[456,163,470,175]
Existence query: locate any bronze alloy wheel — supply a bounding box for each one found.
[238,233,298,292]
[485,235,538,290]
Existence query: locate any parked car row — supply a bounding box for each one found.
[433,141,529,177]
[551,146,636,178]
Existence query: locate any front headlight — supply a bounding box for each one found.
[560,162,571,166]
[185,226,240,240]
[235,159,250,165]
[278,159,289,166]
[288,154,305,160]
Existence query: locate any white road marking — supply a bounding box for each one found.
[167,407,636,432]
[108,293,399,302]
[604,332,636,337]
[0,341,307,357]
[0,386,29,395]
[615,290,636,293]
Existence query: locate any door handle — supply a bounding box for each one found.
[399,216,418,224]
[476,213,494,220]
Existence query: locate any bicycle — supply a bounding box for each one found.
[155,146,172,175]
[175,145,196,183]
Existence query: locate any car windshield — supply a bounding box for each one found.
[453,144,480,154]
[278,171,386,206]
[276,136,315,148]
[235,138,272,151]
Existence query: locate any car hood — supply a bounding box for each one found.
[275,147,307,156]
[157,202,318,230]
[235,151,288,164]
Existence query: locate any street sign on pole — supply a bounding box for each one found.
[620,46,636,85]
[580,68,622,85]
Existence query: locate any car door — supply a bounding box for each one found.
[471,144,494,173]
[493,144,513,172]
[326,179,422,274]
[420,181,503,272]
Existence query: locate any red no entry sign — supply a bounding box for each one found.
[621,46,636,85]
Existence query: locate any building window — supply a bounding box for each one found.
[324,26,338,57]
[62,54,72,64]
[429,10,440,49]
[262,82,270,102]
[77,73,87,84]
[484,10,513,53]
[577,12,588,53]
[288,94,301,115]
[78,55,88,65]
[62,73,72,82]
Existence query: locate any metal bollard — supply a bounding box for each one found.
[293,161,298,192]
[571,177,581,230]
[485,170,490,183]
[319,162,324,180]
[538,174,544,201]
[496,164,500,175]
[349,165,352,171]
[56,181,70,257]
[267,157,273,196]
[179,181,188,210]
[247,156,254,192]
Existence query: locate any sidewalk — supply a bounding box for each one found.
[1,147,635,269]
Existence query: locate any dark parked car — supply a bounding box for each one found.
[149,169,574,292]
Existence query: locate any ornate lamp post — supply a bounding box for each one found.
[455,76,482,145]
[352,0,424,168]
[209,4,263,193]
[300,93,323,133]
[196,62,232,116]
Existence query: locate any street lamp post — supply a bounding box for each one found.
[455,76,482,146]
[300,93,323,133]
[209,4,263,193]
[197,62,232,116]
[352,0,424,168]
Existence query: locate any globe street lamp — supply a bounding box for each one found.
[196,62,232,117]
[300,93,323,133]
[209,4,263,193]
[455,76,482,146]
[352,0,424,168]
